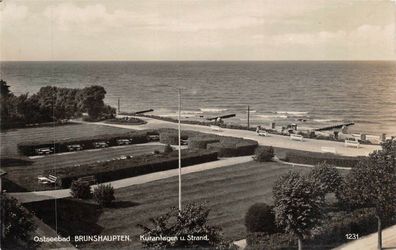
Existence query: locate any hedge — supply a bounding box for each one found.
[207,139,258,157]
[188,138,220,149]
[159,133,179,145]
[17,130,155,156]
[284,150,362,168]
[46,150,218,188]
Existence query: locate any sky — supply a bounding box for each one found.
[0,0,395,61]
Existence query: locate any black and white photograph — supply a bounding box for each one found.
[0,0,396,249]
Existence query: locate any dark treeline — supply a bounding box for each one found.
[0,80,115,129]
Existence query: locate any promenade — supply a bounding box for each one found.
[83,116,380,157]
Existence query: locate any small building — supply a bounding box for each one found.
[0,169,7,193]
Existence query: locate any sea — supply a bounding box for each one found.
[1,61,395,136]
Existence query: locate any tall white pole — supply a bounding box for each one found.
[178,89,182,211]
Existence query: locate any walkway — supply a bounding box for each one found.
[10,156,253,203]
[76,117,380,157]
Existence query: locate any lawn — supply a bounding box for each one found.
[0,123,132,157]
[27,161,314,249]
[3,143,165,192]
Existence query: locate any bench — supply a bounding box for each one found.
[210,125,222,131]
[321,146,337,154]
[290,134,303,141]
[257,130,268,137]
[38,174,58,185]
[77,175,96,185]
[345,139,360,148]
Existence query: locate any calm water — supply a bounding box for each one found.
[1,61,395,135]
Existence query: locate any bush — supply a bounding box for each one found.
[0,194,38,249]
[308,162,343,196]
[284,150,361,168]
[70,181,92,199]
[254,146,274,162]
[164,144,173,154]
[188,138,220,149]
[93,184,115,207]
[246,232,297,250]
[245,203,277,233]
[207,139,258,157]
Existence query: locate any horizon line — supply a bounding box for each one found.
[2,59,396,63]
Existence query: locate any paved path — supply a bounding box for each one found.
[334,224,396,250]
[76,117,380,157]
[10,156,253,203]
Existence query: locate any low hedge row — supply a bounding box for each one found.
[17,130,157,156]
[188,138,220,149]
[207,139,258,157]
[284,150,362,168]
[46,149,218,188]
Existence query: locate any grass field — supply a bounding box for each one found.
[0,123,132,157]
[27,161,315,249]
[3,143,165,192]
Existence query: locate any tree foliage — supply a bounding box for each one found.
[70,181,92,199]
[308,162,343,196]
[0,80,115,129]
[138,203,235,249]
[0,194,38,249]
[273,171,324,249]
[93,184,115,207]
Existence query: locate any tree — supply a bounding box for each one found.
[273,171,324,250]
[70,180,92,199]
[308,162,343,197]
[342,139,396,250]
[0,194,37,249]
[138,203,234,249]
[77,85,107,120]
[0,80,11,97]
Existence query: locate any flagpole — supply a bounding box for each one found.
[178,89,182,211]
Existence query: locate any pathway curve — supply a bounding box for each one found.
[10,156,253,203]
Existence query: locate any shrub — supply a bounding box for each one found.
[188,138,220,149]
[93,184,115,207]
[207,139,258,157]
[245,203,277,233]
[284,150,361,168]
[159,133,179,145]
[0,194,38,249]
[254,146,274,162]
[246,232,297,250]
[70,180,92,199]
[164,144,173,154]
[308,162,343,196]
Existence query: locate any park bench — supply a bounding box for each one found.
[210,125,222,131]
[345,139,360,148]
[257,130,269,137]
[290,134,303,141]
[147,135,160,141]
[116,139,131,145]
[321,146,337,154]
[93,141,109,148]
[67,144,82,151]
[35,147,53,155]
[77,175,96,185]
[37,174,58,185]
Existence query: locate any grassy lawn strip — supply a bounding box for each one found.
[1,123,132,157]
[27,161,313,249]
